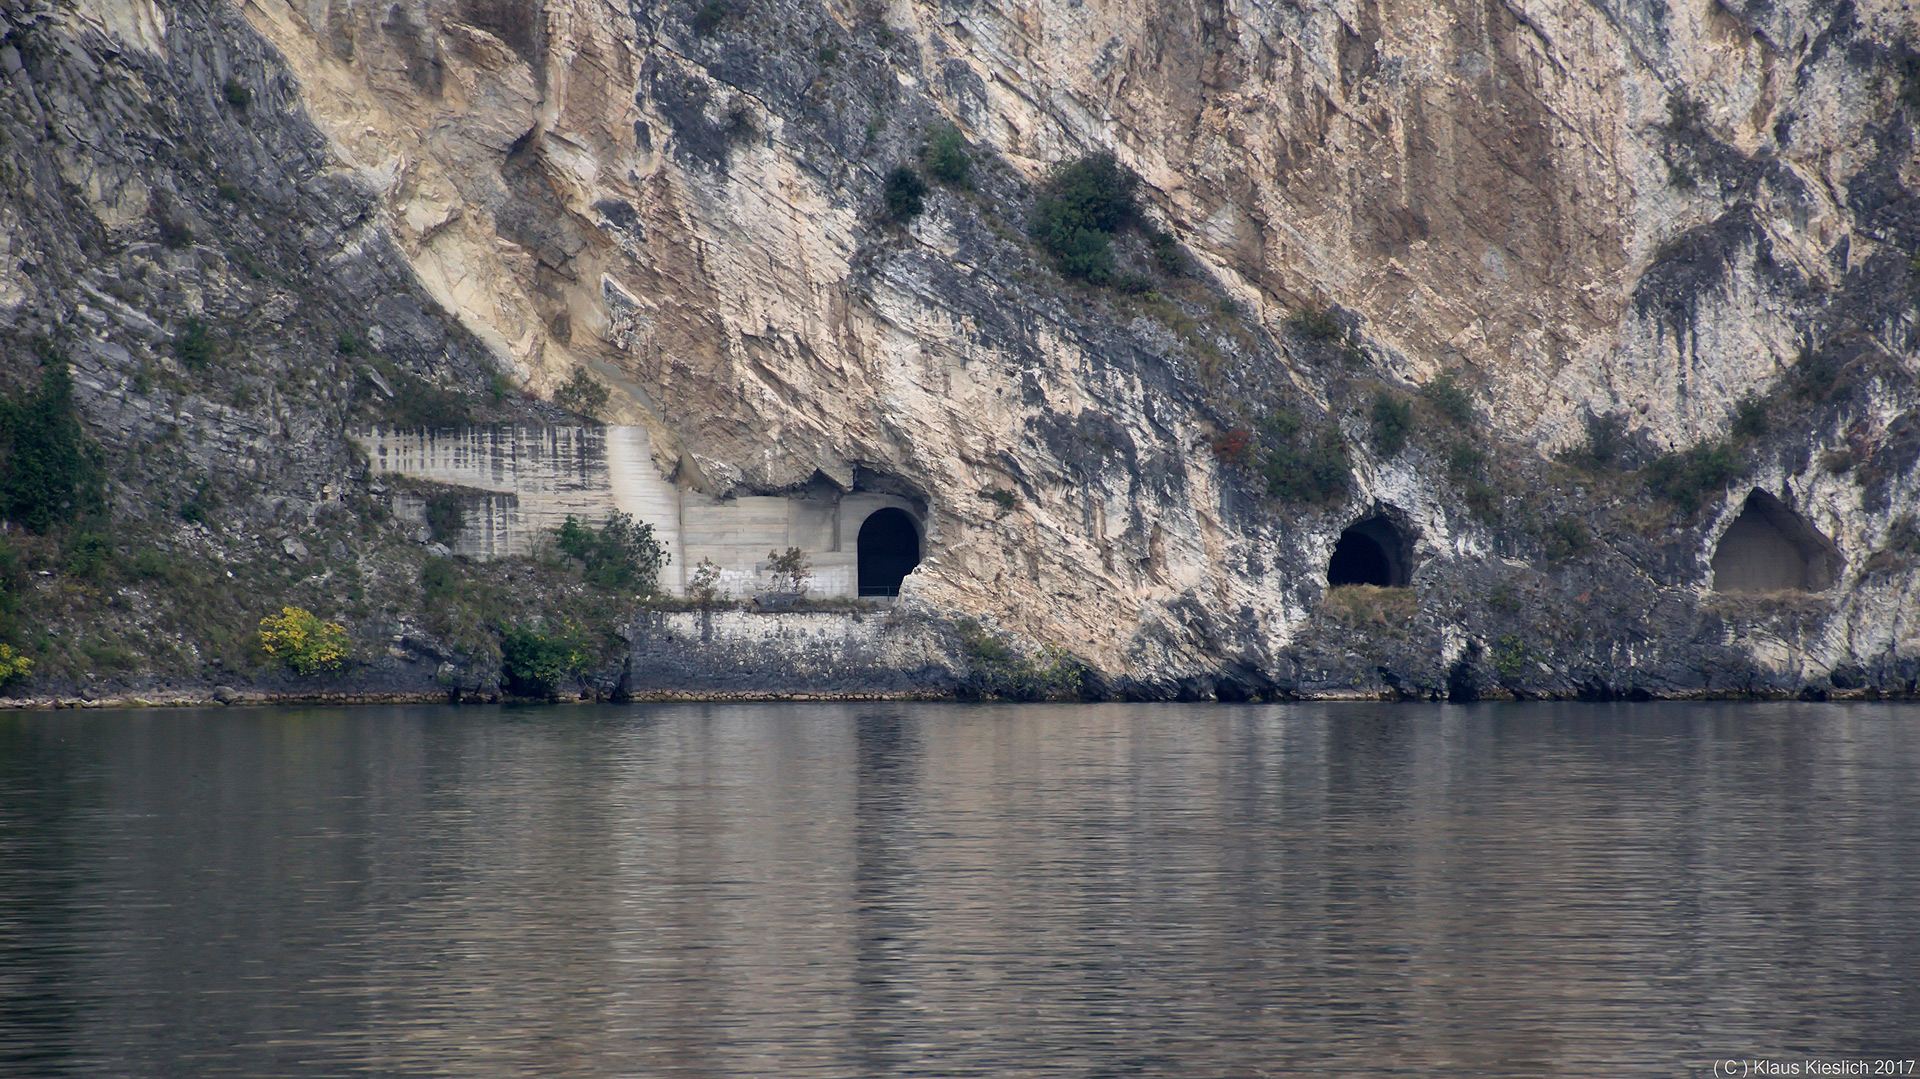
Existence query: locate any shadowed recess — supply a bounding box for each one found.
[1327,516,1412,588]
[858,508,920,597]
[1710,489,1840,593]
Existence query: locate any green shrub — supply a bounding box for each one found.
[1,352,104,534]
[1263,430,1351,505]
[500,624,590,697]
[692,0,726,34]
[424,492,464,544]
[1645,441,1738,513]
[765,546,811,594]
[1288,306,1342,341]
[1030,151,1138,283]
[389,372,472,428]
[687,558,724,608]
[954,617,1086,701]
[883,166,926,222]
[816,44,838,65]
[1148,229,1184,275]
[924,125,970,187]
[1545,516,1593,562]
[258,606,349,675]
[0,643,30,687]
[1731,395,1769,439]
[420,556,460,605]
[488,371,517,402]
[980,488,1020,512]
[556,511,669,594]
[1370,392,1412,456]
[553,367,609,420]
[1423,372,1474,427]
[222,79,252,109]
[1493,634,1530,683]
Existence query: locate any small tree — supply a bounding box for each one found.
[765,546,811,596]
[1371,392,1412,457]
[555,512,669,594]
[554,367,610,420]
[924,124,970,187]
[884,166,926,222]
[687,557,724,608]
[258,606,349,675]
[500,623,590,698]
[0,643,31,688]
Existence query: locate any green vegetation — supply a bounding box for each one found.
[257,606,349,675]
[1288,306,1343,341]
[980,488,1020,513]
[1731,395,1769,438]
[488,370,518,402]
[388,371,472,428]
[0,643,30,687]
[175,317,216,370]
[1493,634,1531,683]
[816,43,838,65]
[954,617,1086,701]
[692,0,726,34]
[556,511,669,594]
[501,623,590,697]
[765,546,811,595]
[1445,440,1500,523]
[0,348,104,533]
[1545,516,1593,563]
[1370,392,1412,457]
[883,166,926,222]
[1148,229,1184,276]
[1030,151,1138,283]
[924,124,970,187]
[1645,440,1737,514]
[1258,408,1350,504]
[424,492,464,544]
[222,79,252,110]
[553,366,609,420]
[687,558,724,608]
[1422,372,1474,427]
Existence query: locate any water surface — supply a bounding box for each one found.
[2,702,1916,1076]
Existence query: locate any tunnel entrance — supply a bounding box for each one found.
[1710,490,1840,593]
[858,508,921,597]
[1327,516,1413,588]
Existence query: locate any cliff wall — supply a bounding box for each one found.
[1,0,1918,700]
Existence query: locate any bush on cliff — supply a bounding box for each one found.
[556,511,669,594]
[884,166,926,222]
[1645,441,1738,514]
[1031,151,1138,283]
[0,345,104,533]
[1257,408,1350,504]
[500,623,590,698]
[258,606,349,676]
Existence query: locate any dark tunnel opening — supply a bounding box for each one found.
[1327,516,1412,588]
[858,508,921,597]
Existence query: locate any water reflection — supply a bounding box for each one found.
[1,702,1916,1076]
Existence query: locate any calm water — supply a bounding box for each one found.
[1,702,1916,1076]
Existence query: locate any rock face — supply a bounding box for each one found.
[2,0,1919,698]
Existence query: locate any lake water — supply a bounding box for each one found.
[1,702,1916,1076]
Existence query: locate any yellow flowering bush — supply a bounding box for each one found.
[0,644,31,686]
[258,606,349,675]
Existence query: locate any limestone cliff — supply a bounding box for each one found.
[2,0,1919,700]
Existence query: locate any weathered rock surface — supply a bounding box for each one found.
[2,0,1918,700]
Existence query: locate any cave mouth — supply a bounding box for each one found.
[858,508,921,597]
[1710,489,1840,593]
[1328,516,1413,588]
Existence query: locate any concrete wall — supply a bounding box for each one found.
[354,425,922,599]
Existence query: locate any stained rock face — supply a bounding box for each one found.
[3,0,1919,697]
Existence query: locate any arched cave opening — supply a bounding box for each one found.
[858,508,921,597]
[1709,490,1840,593]
[1327,516,1413,588]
